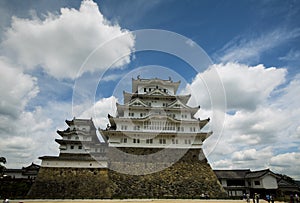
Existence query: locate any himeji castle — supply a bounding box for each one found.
[28,77,226,199]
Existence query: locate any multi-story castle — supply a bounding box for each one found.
[28,77,226,199]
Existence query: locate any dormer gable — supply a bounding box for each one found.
[168,99,190,109]
[147,88,169,96]
[128,98,148,107]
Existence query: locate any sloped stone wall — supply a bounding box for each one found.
[108,148,227,198]
[109,161,226,198]
[27,167,111,199]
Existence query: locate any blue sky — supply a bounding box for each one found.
[0,0,300,179]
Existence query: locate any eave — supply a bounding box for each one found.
[123,91,191,104]
[100,130,212,142]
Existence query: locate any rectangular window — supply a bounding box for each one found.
[254,181,260,185]
[78,145,82,149]
[121,137,127,143]
[70,145,74,149]
[133,138,140,144]
[159,138,166,144]
[190,127,196,132]
[146,139,153,144]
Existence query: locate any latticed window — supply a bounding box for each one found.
[159,138,166,144]
[146,139,153,144]
[133,138,140,143]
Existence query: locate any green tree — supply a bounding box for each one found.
[0,157,6,176]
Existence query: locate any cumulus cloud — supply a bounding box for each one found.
[184,63,286,111]
[185,62,300,179]
[0,57,58,168]
[0,107,54,168]
[270,152,300,178]
[0,0,136,167]
[0,57,39,118]
[1,0,135,79]
[213,147,273,170]
[79,96,117,129]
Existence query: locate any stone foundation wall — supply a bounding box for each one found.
[28,167,111,199]
[28,148,226,199]
[109,161,226,198]
[108,148,227,198]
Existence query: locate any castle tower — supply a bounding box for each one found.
[28,118,111,199]
[100,77,226,198]
[40,118,107,168]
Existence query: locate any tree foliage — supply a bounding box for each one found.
[0,157,6,164]
[0,157,6,176]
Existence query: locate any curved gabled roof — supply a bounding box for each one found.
[65,118,95,127]
[132,77,181,94]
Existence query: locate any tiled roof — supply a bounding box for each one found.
[245,169,276,178]
[214,169,250,179]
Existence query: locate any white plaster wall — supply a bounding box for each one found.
[261,175,278,189]
[41,160,108,168]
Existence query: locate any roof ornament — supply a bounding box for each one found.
[137,75,140,79]
[169,76,172,81]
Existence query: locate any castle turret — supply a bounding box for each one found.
[40,118,107,168]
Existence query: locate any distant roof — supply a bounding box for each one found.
[214,168,281,180]
[245,169,279,179]
[214,169,250,179]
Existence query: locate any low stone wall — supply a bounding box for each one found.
[27,168,111,199]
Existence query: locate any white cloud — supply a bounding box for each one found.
[212,147,273,170]
[1,0,135,79]
[79,96,117,129]
[184,62,286,111]
[0,57,39,118]
[185,62,300,179]
[217,28,300,63]
[0,0,136,168]
[279,49,300,62]
[270,152,300,179]
[0,107,55,168]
